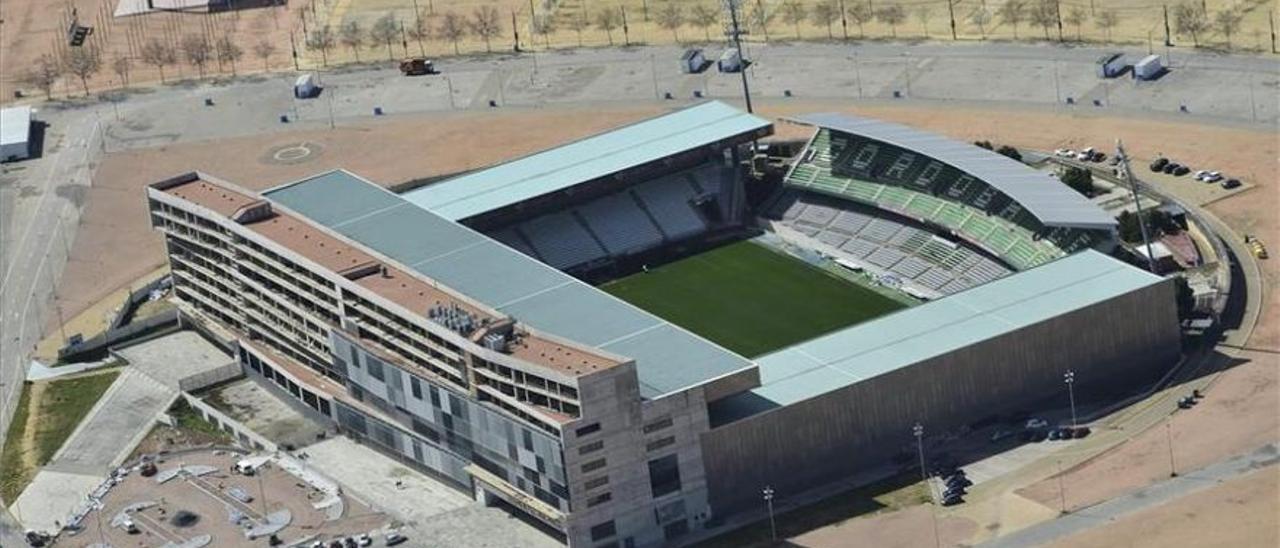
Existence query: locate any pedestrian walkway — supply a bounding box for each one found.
[979,443,1280,547]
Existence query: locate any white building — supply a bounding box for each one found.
[1,106,33,162]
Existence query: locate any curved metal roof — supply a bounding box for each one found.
[788,113,1117,229]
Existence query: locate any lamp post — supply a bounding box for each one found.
[914,423,942,548]
[1064,370,1077,428]
[1165,418,1178,477]
[762,485,777,541]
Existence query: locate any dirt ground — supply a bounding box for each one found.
[1047,464,1280,548]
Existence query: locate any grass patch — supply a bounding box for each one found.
[169,399,234,443]
[30,371,120,463]
[0,383,35,503]
[601,241,906,357]
[694,473,931,548]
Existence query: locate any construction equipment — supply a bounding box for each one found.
[1244,234,1269,259]
[399,58,437,76]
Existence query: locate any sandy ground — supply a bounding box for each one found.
[74,449,388,548]
[790,505,977,548]
[1047,464,1280,548]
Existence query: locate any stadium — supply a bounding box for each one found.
[145,101,1181,547]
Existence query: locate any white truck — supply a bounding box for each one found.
[1132,55,1163,81]
[717,48,743,73]
[1096,53,1125,78]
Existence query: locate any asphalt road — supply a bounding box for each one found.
[0,39,1275,544]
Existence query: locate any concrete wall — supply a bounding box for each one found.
[700,278,1181,517]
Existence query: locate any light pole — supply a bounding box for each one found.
[762,485,777,541]
[1165,418,1178,477]
[1056,459,1067,514]
[1063,370,1077,428]
[914,423,942,548]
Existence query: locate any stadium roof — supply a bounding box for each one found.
[266,170,754,399]
[788,113,1117,229]
[710,250,1163,423]
[403,101,771,221]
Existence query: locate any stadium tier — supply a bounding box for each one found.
[764,191,1012,297]
[783,116,1117,271]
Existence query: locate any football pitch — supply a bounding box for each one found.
[600,241,907,357]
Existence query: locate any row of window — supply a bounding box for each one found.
[473,358,580,400]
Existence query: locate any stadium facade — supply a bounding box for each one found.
[146,102,1180,547]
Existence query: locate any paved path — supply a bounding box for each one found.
[979,443,1280,548]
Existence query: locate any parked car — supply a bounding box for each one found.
[941,495,964,506]
[947,476,973,489]
[1076,148,1094,161]
[1055,148,1075,157]
[1162,162,1177,174]
[1174,165,1190,176]
[1025,418,1049,429]
[990,429,1016,443]
[1177,396,1195,409]
[385,532,408,546]
[1150,157,1169,171]
[1221,178,1242,189]
[1092,151,1107,162]
[1071,426,1092,439]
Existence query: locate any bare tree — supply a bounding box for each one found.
[182,35,213,79]
[1214,8,1243,49]
[1095,9,1118,41]
[1064,6,1088,41]
[1174,2,1208,46]
[812,0,841,39]
[655,2,685,43]
[595,7,621,45]
[340,21,365,62]
[470,6,502,52]
[308,25,336,66]
[407,10,430,56]
[439,12,467,54]
[21,54,61,99]
[65,46,102,95]
[689,4,721,42]
[216,36,244,75]
[877,5,907,37]
[563,6,588,46]
[532,13,555,48]
[750,1,774,42]
[915,5,933,37]
[112,55,131,87]
[779,0,807,39]
[846,1,872,38]
[253,40,276,71]
[997,0,1027,39]
[1028,0,1058,40]
[371,13,399,60]
[141,39,177,82]
[970,6,993,38]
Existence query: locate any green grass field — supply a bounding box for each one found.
[601,241,905,357]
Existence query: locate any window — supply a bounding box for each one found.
[366,357,384,381]
[587,492,612,508]
[589,520,616,542]
[646,436,676,452]
[575,422,601,437]
[647,455,682,498]
[642,417,673,434]
[583,476,609,490]
[581,458,607,473]
[410,377,423,400]
[662,520,689,540]
[578,440,604,455]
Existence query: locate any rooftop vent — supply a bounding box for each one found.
[428,303,478,336]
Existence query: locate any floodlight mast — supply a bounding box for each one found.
[1114,139,1157,272]
[723,0,754,113]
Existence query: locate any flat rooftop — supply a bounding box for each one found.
[265,170,754,398]
[0,105,32,146]
[402,101,772,221]
[711,250,1165,423]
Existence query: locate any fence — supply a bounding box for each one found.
[179,392,279,453]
